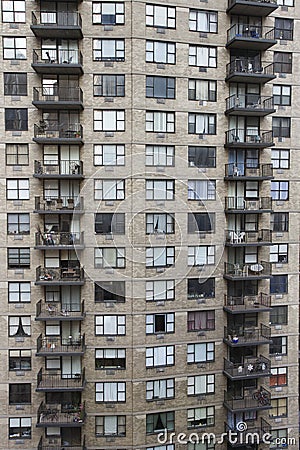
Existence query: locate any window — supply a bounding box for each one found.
[275,18,293,40]
[146,41,175,64]
[277,0,293,5]
[270,275,288,294]
[2,0,25,22]
[95,281,125,303]
[96,382,126,402]
[188,278,215,299]
[94,144,125,165]
[146,313,175,334]
[269,398,287,418]
[272,117,290,138]
[146,76,175,99]
[147,446,174,450]
[270,244,288,264]
[9,349,31,371]
[95,315,126,335]
[188,246,215,266]
[8,248,30,269]
[187,342,214,363]
[188,444,215,450]
[4,73,27,95]
[271,149,290,169]
[273,85,291,106]
[187,311,215,331]
[146,111,175,133]
[270,429,288,449]
[187,375,215,395]
[274,52,292,74]
[188,180,216,200]
[146,280,175,302]
[9,383,31,404]
[270,306,288,325]
[5,109,28,131]
[94,247,125,268]
[146,146,174,166]
[188,213,215,233]
[146,379,175,400]
[95,213,125,234]
[7,213,30,235]
[95,415,126,436]
[9,418,31,439]
[93,75,125,97]
[188,79,216,102]
[146,213,174,234]
[188,114,216,135]
[271,213,289,232]
[189,45,217,68]
[146,180,175,200]
[94,179,125,200]
[146,345,174,367]
[3,37,26,59]
[269,336,287,355]
[8,282,30,303]
[93,39,125,61]
[146,4,175,28]
[92,2,124,24]
[6,144,29,166]
[270,367,287,387]
[6,179,29,200]
[189,10,217,33]
[94,110,125,131]
[187,407,214,428]
[95,348,126,369]
[188,146,216,167]
[146,411,174,433]
[9,316,31,337]
[271,181,289,200]
[146,247,175,268]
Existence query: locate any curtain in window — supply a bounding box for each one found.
[153,380,166,398]
[104,383,116,401]
[154,347,165,365]
[154,113,166,132]
[105,416,117,434]
[196,46,208,66]
[104,316,117,334]
[198,12,209,31]
[155,42,166,62]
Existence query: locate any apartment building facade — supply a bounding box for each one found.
[0,0,299,448]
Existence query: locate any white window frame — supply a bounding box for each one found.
[94,144,125,166]
[95,315,126,335]
[94,110,125,131]
[95,348,126,369]
[93,39,125,61]
[8,282,30,303]
[146,313,175,334]
[187,342,214,363]
[92,2,125,25]
[187,375,215,395]
[2,0,26,22]
[146,40,176,64]
[189,10,217,33]
[96,382,126,402]
[270,244,288,264]
[188,79,217,102]
[146,180,175,200]
[146,112,175,133]
[6,179,29,200]
[95,415,126,436]
[188,113,216,134]
[189,45,217,68]
[188,246,215,266]
[9,417,31,439]
[146,4,176,28]
[3,37,26,59]
[146,280,175,302]
[146,247,175,267]
[94,247,125,268]
[94,179,125,200]
[271,149,290,170]
[187,407,215,428]
[146,378,175,400]
[146,345,175,367]
[188,180,216,200]
[146,213,175,234]
[9,316,31,337]
[145,145,174,166]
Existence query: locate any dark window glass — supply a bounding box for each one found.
[95,213,125,234]
[271,213,289,232]
[275,18,293,40]
[146,76,175,99]
[93,74,125,96]
[270,275,288,294]
[188,146,216,167]
[5,108,28,131]
[187,278,215,299]
[7,248,30,268]
[95,281,125,302]
[188,213,215,233]
[9,383,31,404]
[4,73,27,95]
[273,52,292,74]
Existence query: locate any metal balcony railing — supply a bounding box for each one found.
[34,160,83,177]
[224,387,271,411]
[225,163,273,178]
[37,401,86,426]
[37,333,86,354]
[225,196,272,211]
[34,196,84,211]
[36,299,85,319]
[225,129,273,145]
[227,24,275,42]
[38,435,86,450]
[224,293,271,312]
[37,367,86,390]
[35,231,84,247]
[228,0,277,6]
[36,265,84,283]
[224,261,272,278]
[224,324,271,344]
[33,86,83,103]
[34,121,83,139]
[224,418,271,445]
[226,60,275,77]
[33,48,83,65]
[224,356,271,379]
[225,229,272,245]
[225,94,274,112]
[32,11,82,27]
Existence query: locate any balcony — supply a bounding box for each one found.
[33,121,83,145]
[32,49,83,75]
[34,196,84,214]
[38,436,86,450]
[225,229,272,246]
[224,293,271,314]
[36,266,85,285]
[227,0,278,17]
[36,299,85,321]
[224,163,273,180]
[226,61,276,84]
[224,324,271,346]
[227,25,276,50]
[35,231,84,250]
[33,87,84,110]
[34,160,84,179]
[37,368,86,391]
[224,261,272,280]
[223,355,271,380]
[224,419,271,447]
[36,333,86,356]
[224,197,272,213]
[31,11,83,39]
[225,129,274,148]
[225,95,275,116]
[224,387,271,412]
[37,401,86,427]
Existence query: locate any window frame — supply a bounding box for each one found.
[146,145,175,166]
[188,212,215,234]
[6,144,29,166]
[95,381,126,403]
[93,74,125,97]
[8,282,30,303]
[146,345,175,368]
[188,180,216,201]
[269,336,287,356]
[95,348,126,370]
[92,2,125,25]
[6,178,29,200]
[187,342,215,364]
[8,316,31,337]
[188,113,216,135]
[94,110,125,132]
[94,179,125,200]
[187,406,215,428]
[93,38,125,61]
[4,73,27,95]
[187,310,215,331]
[189,9,218,33]
[146,378,175,400]
[275,18,293,40]
[188,246,215,266]
[94,144,125,166]
[146,411,175,434]
[146,40,176,64]
[269,398,287,418]
[271,148,290,169]
[9,417,31,440]
[270,244,288,264]
[7,247,30,269]
[146,111,175,133]
[146,279,175,302]
[95,415,126,436]
[189,45,217,68]
[187,374,215,396]
[95,280,125,303]
[95,213,125,234]
[5,108,28,131]
[146,313,175,334]
[187,278,215,299]
[271,181,289,201]
[146,213,175,234]
[272,117,291,138]
[146,246,175,268]
[3,37,26,59]
[9,383,31,404]
[146,179,175,200]
[146,4,176,29]
[270,305,288,325]
[273,85,291,106]
[7,213,30,235]
[273,52,292,74]
[94,247,126,268]
[270,275,288,295]
[188,146,216,168]
[270,367,287,387]
[271,213,289,232]
[9,349,31,371]
[95,315,126,335]
[146,76,175,99]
